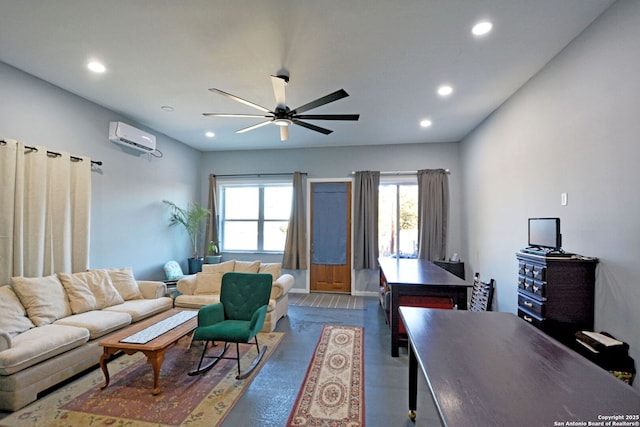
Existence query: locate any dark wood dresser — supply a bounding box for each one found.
[516,251,598,345]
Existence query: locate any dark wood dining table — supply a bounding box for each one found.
[399,306,640,426]
[379,257,471,356]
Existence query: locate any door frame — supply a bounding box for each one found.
[305,177,354,294]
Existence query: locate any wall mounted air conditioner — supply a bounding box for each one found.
[108,121,156,153]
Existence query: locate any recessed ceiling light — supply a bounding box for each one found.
[420,119,432,128]
[437,85,453,97]
[161,105,175,112]
[472,21,493,36]
[205,131,215,138]
[87,61,106,73]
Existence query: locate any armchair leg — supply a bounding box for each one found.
[188,341,230,376]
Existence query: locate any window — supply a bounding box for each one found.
[221,183,292,252]
[379,181,418,258]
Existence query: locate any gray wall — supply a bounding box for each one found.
[0,62,202,280]
[201,142,463,293]
[460,0,640,390]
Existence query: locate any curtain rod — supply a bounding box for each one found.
[351,169,450,175]
[0,140,103,166]
[214,172,307,178]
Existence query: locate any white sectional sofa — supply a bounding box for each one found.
[174,260,294,332]
[0,268,173,411]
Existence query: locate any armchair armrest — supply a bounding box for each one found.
[0,331,11,351]
[249,305,269,335]
[137,281,166,299]
[177,274,197,295]
[271,274,295,299]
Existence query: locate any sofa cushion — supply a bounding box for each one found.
[105,267,143,300]
[234,260,261,273]
[0,285,35,337]
[54,310,132,339]
[0,324,89,375]
[174,294,220,309]
[259,263,282,281]
[11,275,72,327]
[195,260,235,295]
[103,297,174,323]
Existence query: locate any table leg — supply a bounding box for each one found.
[99,348,116,390]
[144,349,167,395]
[391,285,400,357]
[408,341,418,421]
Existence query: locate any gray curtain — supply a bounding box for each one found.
[354,171,380,269]
[282,172,307,269]
[0,139,91,284]
[203,174,219,255]
[417,169,449,261]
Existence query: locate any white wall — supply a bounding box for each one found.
[201,142,463,293]
[0,62,202,280]
[461,0,640,390]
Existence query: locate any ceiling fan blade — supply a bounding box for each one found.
[294,114,360,121]
[292,89,349,114]
[271,75,287,108]
[208,88,271,113]
[292,119,333,135]
[203,113,273,118]
[236,120,273,134]
[280,126,289,141]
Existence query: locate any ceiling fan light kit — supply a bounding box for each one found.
[203,74,359,141]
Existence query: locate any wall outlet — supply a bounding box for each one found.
[561,192,568,206]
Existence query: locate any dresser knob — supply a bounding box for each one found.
[523,301,533,308]
[523,315,533,323]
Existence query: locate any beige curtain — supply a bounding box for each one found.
[353,171,380,269]
[0,140,91,285]
[417,169,449,261]
[203,174,219,255]
[282,171,307,270]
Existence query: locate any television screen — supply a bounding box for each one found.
[528,218,561,249]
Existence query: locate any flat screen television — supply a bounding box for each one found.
[528,217,562,250]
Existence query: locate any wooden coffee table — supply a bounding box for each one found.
[99,308,198,395]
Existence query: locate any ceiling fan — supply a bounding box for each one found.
[203,74,360,141]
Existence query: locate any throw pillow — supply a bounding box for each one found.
[195,260,235,295]
[258,263,282,281]
[58,272,98,314]
[0,285,35,336]
[59,270,124,311]
[163,260,184,281]
[234,260,261,273]
[105,267,143,300]
[11,274,72,327]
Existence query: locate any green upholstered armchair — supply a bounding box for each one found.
[188,272,273,379]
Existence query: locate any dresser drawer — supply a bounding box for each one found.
[518,309,545,328]
[518,293,545,318]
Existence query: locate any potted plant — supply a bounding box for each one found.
[162,200,211,273]
[205,241,222,264]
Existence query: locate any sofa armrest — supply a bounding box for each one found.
[137,281,167,299]
[0,331,12,351]
[177,274,197,296]
[271,274,295,300]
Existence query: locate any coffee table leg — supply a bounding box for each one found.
[408,341,418,421]
[144,349,167,395]
[99,348,115,390]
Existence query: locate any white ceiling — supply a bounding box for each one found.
[0,0,614,151]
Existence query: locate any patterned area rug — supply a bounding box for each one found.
[0,332,283,427]
[289,293,366,310]
[287,325,364,426]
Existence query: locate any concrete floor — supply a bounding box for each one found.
[221,296,443,427]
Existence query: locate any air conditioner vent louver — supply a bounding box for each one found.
[109,121,156,153]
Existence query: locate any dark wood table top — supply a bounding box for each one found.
[379,257,470,288]
[400,307,640,426]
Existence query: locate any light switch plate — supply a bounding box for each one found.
[561,192,568,206]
